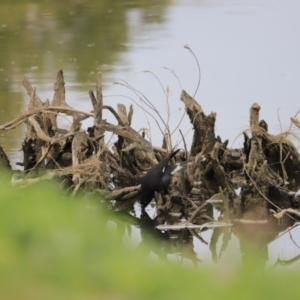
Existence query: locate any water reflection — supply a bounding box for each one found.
[0,0,170,166]
[112,203,300,269]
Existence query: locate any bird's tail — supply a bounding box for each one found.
[168,148,180,161]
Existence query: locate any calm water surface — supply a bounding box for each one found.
[0,0,300,267]
[1,0,300,165]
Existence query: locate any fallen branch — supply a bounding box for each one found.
[271,208,300,219]
[98,184,141,201]
[0,107,93,131]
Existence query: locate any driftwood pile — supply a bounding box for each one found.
[1,69,300,230]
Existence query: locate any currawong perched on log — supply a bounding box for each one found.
[140,149,187,209]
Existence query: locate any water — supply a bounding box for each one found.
[114,204,300,270]
[0,0,300,268]
[1,0,300,166]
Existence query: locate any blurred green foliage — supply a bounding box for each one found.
[0,173,298,299]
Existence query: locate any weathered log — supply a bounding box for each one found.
[93,72,105,145]
[238,104,298,220]
[99,121,157,167]
[51,69,67,107]
[97,184,140,201]
[22,75,43,105]
[51,70,85,121]
[112,104,138,173]
[21,138,39,172]
[117,104,130,126]
[180,90,217,156]
[249,103,261,131]
[248,104,300,181]
[71,131,93,183]
[27,115,54,143]
[205,142,236,199]
[0,106,93,131]
[245,137,264,172]
[2,70,300,228]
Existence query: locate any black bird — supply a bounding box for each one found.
[140,149,185,208]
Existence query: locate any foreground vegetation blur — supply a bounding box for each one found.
[0,173,298,299]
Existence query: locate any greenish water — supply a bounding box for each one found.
[2,0,300,168]
[0,0,170,163]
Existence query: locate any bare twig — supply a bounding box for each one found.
[28,116,54,143]
[188,202,208,223]
[105,94,164,137]
[272,254,300,269]
[184,44,201,98]
[163,67,183,91]
[89,90,97,109]
[272,208,300,219]
[98,184,141,200]
[0,106,93,131]
[179,129,188,159]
